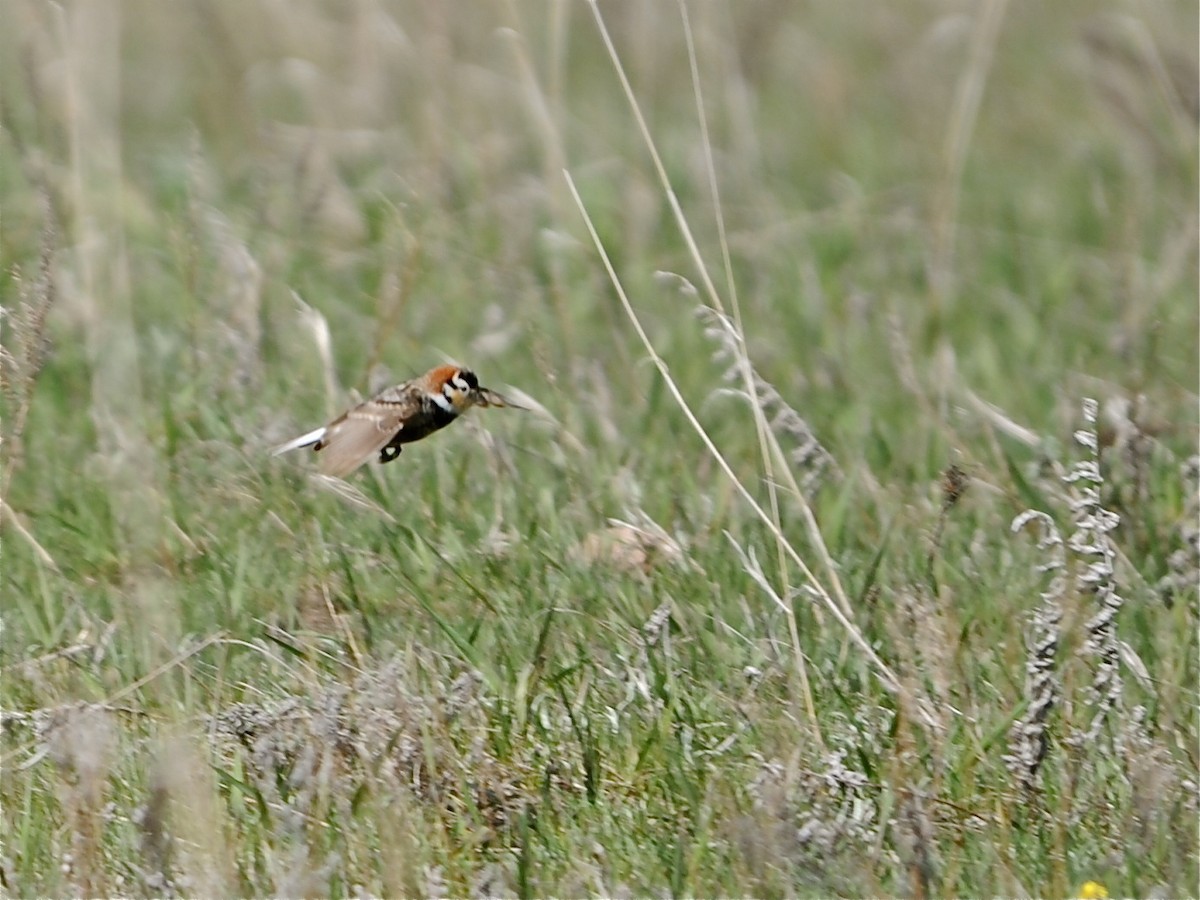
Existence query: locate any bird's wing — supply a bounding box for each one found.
[271,426,328,456]
[316,391,419,477]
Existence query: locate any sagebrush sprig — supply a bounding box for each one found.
[697,306,840,497]
[1066,398,1125,742]
[1006,510,1066,790]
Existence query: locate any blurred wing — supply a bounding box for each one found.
[272,426,327,456]
[317,392,417,477]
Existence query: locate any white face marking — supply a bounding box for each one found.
[431,389,456,414]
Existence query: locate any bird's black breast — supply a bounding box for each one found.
[386,399,459,448]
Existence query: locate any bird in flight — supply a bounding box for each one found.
[272,365,521,477]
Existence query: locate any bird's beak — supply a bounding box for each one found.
[476,387,524,409]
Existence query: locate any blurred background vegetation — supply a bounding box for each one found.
[1,1,1196,896]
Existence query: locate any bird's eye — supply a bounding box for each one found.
[456,370,479,392]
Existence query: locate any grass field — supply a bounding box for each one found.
[1,1,1197,896]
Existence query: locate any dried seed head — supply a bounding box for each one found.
[940,464,969,510]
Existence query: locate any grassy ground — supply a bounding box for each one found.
[1,1,1197,897]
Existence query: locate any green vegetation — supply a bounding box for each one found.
[2,1,1196,896]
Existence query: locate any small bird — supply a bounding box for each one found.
[272,365,520,477]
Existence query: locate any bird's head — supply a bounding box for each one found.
[429,365,520,413]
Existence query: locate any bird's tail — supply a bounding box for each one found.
[271,427,326,456]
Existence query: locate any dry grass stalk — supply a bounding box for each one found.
[563,170,913,718]
[0,500,58,569]
[0,232,54,475]
[309,473,398,524]
[292,291,341,419]
[928,0,1010,304]
[188,191,265,392]
[1065,398,1126,743]
[1007,397,1132,778]
[1005,510,1066,791]
[582,0,869,669]
[0,199,60,569]
[1081,15,1198,163]
[926,463,970,583]
[698,306,840,497]
[1,198,57,495]
[727,533,821,740]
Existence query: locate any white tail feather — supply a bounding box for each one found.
[271,426,326,456]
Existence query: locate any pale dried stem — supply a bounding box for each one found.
[292,291,340,419]
[677,1,819,740]
[497,0,577,363]
[930,0,1009,304]
[310,473,398,524]
[585,0,855,630]
[0,497,59,570]
[564,170,908,704]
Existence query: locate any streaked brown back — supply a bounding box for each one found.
[317,396,416,477]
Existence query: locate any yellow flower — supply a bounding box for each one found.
[1077,881,1108,899]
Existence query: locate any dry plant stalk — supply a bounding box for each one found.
[585,0,855,614]
[929,0,1010,304]
[1,199,58,568]
[1005,510,1065,791]
[1,203,56,496]
[574,2,928,726]
[564,169,907,711]
[697,306,840,498]
[926,464,970,584]
[1065,398,1126,742]
[1007,397,1132,786]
